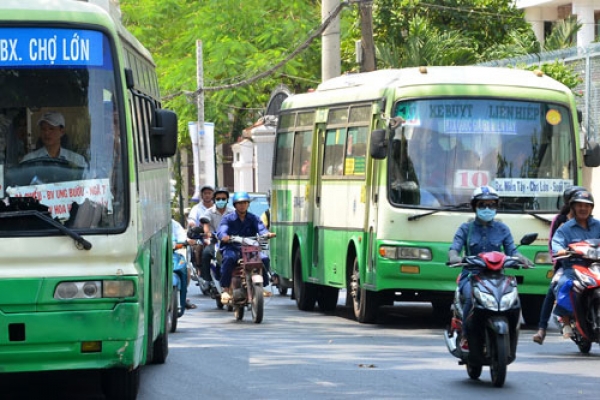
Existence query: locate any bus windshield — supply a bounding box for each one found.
[388,98,575,211]
[0,27,125,231]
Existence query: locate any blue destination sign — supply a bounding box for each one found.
[0,28,103,66]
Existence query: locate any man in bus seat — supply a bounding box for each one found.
[199,187,234,288]
[389,132,420,205]
[217,191,276,303]
[497,138,532,178]
[21,111,87,168]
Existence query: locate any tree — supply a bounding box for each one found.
[120,0,321,145]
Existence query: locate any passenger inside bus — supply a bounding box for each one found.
[21,111,87,169]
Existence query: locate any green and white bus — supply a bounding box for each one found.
[0,0,177,398]
[271,66,600,324]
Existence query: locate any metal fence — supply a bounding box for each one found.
[480,42,600,143]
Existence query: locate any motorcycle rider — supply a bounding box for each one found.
[199,187,235,286]
[551,190,600,338]
[448,186,529,352]
[187,185,215,278]
[532,185,585,344]
[218,191,276,303]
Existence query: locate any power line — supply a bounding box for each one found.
[162,0,350,101]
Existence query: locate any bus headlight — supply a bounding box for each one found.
[534,251,552,264]
[379,246,432,261]
[54,280,135,299]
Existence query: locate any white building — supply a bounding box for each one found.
[517,0,600,47]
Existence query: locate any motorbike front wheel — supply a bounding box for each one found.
[490,333,508,388]
[466,363,482,380]
[251,283,264,323]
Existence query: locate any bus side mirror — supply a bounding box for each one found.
[370,129,387,159]
[584,140,600,167]
[150,109,178,158]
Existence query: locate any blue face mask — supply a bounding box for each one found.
[476,208,496,222]
[215,200,227,209]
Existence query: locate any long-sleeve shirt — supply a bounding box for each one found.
[551,217,600,255]
[217,211,269,250]
[449,218,518,257]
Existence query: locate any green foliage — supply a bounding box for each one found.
[120,0,321,146]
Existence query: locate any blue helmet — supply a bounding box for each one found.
[232,191,251,205]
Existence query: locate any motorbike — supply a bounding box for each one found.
[170,241,190,333]
[554,239,600,353]
[226,234,272,323]
[443,233,537,387]
[188,226,228,309]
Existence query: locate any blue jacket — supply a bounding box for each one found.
[217,211,268,250]
[551,216,600,255]
[449,218,518,257]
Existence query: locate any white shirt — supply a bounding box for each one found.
[22,147,87,168]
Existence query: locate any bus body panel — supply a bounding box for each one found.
[272,66,580,322]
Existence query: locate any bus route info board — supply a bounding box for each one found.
[2,176,112,220]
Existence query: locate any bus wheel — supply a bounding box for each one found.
[169,286,179,333]
[293,248,316,311]
[102,367,140,400]
[350,256,378,323]
[317,285,339,313]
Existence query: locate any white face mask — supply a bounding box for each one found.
[215,199,227,209]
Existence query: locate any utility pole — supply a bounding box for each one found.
[359,1,376,72]
[322,0,341,82]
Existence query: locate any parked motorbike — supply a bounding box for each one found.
[443,233,537,387]
[170,241,190,333]
[226,235,272,323]
[554,238,600,353]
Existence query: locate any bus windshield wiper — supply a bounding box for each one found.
[408,203,471,221]
[0,210,92,250]
[524,211,552,225]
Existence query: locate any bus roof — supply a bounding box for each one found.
[282,66,572,110]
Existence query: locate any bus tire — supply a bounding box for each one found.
[350,256,378,323]
[293,248,316,311]
[169,286,179,333]
[317,285,339,313]
[102,367,140,400]
[152,287,171,364]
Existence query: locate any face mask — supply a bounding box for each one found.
[215,200,227,209]
[476,208,496,222]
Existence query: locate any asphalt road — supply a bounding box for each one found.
[1,287,598,399]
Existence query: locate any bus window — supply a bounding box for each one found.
[344,126,368,176]
[292,130,312,176]
[323,128,346,176]
[274,131,293,176]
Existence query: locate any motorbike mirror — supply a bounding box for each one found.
[190,226,203,233]
[200,217,210,225]
[519,233,538,246]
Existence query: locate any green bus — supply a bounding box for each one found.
[0,1,177,398]
[271,66,600,324]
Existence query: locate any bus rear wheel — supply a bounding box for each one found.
[293,248,316,311]
[350,256,378,323]
[102,367,140,400]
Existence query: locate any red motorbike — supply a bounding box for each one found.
[555,239,600,353]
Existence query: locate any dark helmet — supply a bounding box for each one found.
[232,191,251,205]
[563,185,586,204]
[213,187,229,199]
[200,185,214,194]
[470,185,499,210]
[570,190,594,206]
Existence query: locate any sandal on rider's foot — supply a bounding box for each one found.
[263,290,272,298]
[532,329,546,345]
[220,292,232,302]
[562,324,573,339]
[185,299,197,309]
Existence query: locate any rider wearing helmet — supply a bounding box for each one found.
[551,189,600,338]
[533,185,586,344]
[217,191,276,302]
[448,186,524,352]
[198,188,234,285]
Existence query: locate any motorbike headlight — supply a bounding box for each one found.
[474,288,498,310]
[499,289,519,311]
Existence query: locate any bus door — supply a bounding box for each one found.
[311,123,327,271]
